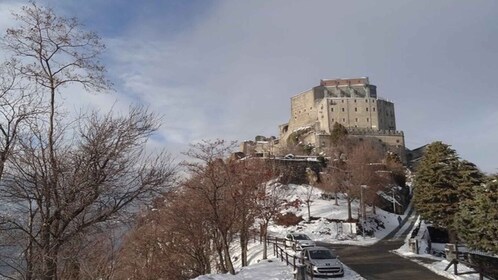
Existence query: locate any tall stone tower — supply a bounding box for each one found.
[278,77,405,159]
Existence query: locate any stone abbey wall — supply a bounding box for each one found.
[283,78,398,144]
[242,77,407,163]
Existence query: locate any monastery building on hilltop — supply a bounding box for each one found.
[241,77,407,162]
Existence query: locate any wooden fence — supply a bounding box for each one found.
[266,236,316,280]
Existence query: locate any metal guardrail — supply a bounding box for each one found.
[444,244,498,280]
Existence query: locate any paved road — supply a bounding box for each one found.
[321,239,448,280]
[319,210,449,280]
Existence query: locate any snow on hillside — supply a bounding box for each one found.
[268,184,407,246]
[192,183,400,279]
[192,183,493,280]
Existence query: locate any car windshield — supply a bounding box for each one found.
[309,249,336,260]
[294,234,311,240]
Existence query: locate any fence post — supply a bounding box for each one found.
[409,239,419,254]
[286,253,289,265]
[294,264,306,280]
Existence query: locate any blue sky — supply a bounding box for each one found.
[1,0,497,173]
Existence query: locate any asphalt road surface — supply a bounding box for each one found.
[320,239,448,280]
[319,212,449,280]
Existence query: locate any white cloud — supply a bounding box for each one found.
[2,0,497,172]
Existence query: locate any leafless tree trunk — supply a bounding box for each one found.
[183,140,239,275]
[231,159,275,267]
[258,181,288,260]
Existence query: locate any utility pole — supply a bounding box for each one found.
[360,185,368,238]
[393,189,396,214]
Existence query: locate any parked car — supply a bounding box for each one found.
[285,233,315,250]
[301,246,344,277]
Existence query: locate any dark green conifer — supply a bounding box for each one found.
[456,176,498,254]
[413,141,461,241]
[457,160,485,202]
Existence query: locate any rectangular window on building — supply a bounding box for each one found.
[373,107,376,112]
[342,118,346,122]
[366,108,369,112]
[355,118,358,122]
[331,108,334,112]
[342,108,345,112]
[355,108,357,112]
[367,118,369,122]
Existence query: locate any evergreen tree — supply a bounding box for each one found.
[413,141,461,241]
[456,176,498,254]
[457,160,485,202]
[330,122,348,145]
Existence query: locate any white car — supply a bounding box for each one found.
[301,246,344,277]
[285,233,315,250]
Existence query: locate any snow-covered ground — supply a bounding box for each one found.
[193,242,364,280]
[268,184,406,246]
[193,183,495,280]
[192,184,400,279]
[192,183,495,280]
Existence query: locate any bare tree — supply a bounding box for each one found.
[304,167,318,221]
[0,3,118,279]
[0,60,44,180]
[231,159,276,267]
[182,139,239,275]
[258,180,288,260]
[348,140,390,216]
[0,108,175,280]
[318,167,345,206]
[2,2,111,170]
[115,209,187,280]
[115,189,212,280]
[321,140,356,220]
[321,138,389,220]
